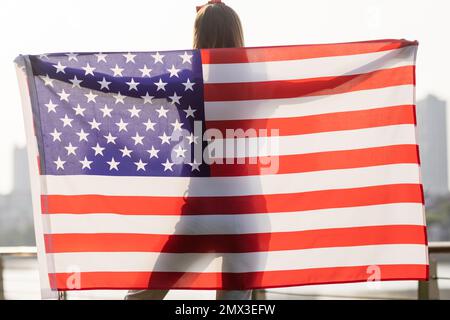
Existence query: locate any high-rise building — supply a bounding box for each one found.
[12,146,30,194]
[0,146,34,246]
[416,94,449,197]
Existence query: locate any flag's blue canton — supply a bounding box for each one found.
[29,51,209,177]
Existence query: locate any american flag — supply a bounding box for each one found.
[16,39,428,292]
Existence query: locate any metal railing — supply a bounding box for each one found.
[418,241,450,300]
[1,243,450,300]
[0,246,37,300]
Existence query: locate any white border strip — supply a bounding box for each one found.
[15,58,58,299]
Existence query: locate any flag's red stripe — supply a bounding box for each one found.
[200,39,416,64]
[44,225,426,254]
[210,145,420,177]
[204,66,414,102]
[41,184,423,215]
[36,156,41,175]
[50,264,428,290]
[207,105,416,137]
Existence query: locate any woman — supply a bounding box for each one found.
[193,0,244,49]
[126,1,254,300]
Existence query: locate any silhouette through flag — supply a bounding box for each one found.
[15,39,428,292]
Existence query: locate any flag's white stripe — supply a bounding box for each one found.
[205,85,414,121]
[203,46,416,84]
[42,203,425,235]
[210,124,416,158]
[49,244,427,273]
[17,63,59,299]
[42,163,420,197]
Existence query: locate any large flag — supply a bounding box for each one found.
[16,39,428,295]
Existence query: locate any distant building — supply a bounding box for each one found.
[0,146,34,246]
[12,146,30,194]
[416,94,449,198]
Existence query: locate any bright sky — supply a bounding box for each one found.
[0,0,449,194]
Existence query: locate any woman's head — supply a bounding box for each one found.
[193,1,244,49]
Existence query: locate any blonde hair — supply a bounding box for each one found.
[193,2,244,49]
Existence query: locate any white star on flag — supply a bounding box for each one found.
[53,61,66,74]
[69,76,83,88]
[85,90,98,103]
[167,65,181,78]
[113,92,126,104]
[88,118,102,130]
[92,143,105,156]
[123,52,136,63]
[104,132,117,144]
[156,106,169,118]
[98,77,111,90]
[64,142,78,156]
[173,145,187,158]
[45,100,58,113]
[134,159,147,171]
[76,129,90,142]
[115,118,129,132]
[147,146,159,158]
[40,74,54,87]
[82,63,96,76]
[80,156,93,169]
[60,114,73,127]
[151,52,164,64]
[50,129,62,142]
[131,132,144,145]
[128,106,141,118]
[66,53,78,61]
[162,159,174,171]
[57,89,70,102]
[141,92,154,104]
[119,146,133,158]
[100,104,113,118]
[95,52,108,63]
[143,119,156,131]
[154,78,167,91]
[179,51,193,64]
[169,92,182,105]
[73,104,86,116]
[107,157,120,171]
[158,132,171,145]
[182,78,195,91]
[139,65,152,77]
[53,157,65,170]
[126,78,140,91]
[110,64,124,77]
[184,106,196,118]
